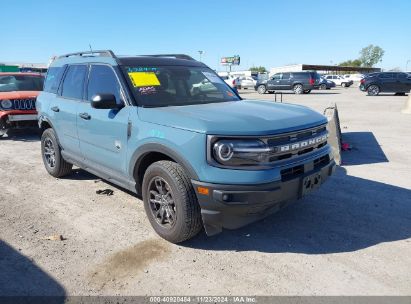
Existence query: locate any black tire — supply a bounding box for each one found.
[41,128,73,177]
[293,84,303,94]
[303,90,311,94]
[341,82,347,87]
[142,160,202,243]
[319,84,327,90]
[257,85,266,94]
[367,85,380,96]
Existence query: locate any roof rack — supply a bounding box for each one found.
[142,54,195,61]
[57,50,116,59]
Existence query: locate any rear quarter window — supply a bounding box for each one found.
[44,66,65,93]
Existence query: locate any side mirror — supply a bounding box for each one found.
[91,94,118,109]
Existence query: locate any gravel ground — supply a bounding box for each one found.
[0,87,410,296]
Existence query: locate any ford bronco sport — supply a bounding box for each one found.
[37,50,335,243]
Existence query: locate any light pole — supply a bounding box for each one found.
[198,50,204,62]
[406,59,411,72]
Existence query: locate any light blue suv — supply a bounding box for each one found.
[37,50,335,243]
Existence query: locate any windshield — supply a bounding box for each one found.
[123,66,240,107]
[0,75,44,92]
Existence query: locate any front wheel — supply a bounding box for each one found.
[257,85,266,94]
[142,160,202,243]
[41,128,73,177]
[293,84,303,94]
[367,85,380,96]
[319,84,327,90]
[341,83,347,87]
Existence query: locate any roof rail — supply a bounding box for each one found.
[57,50,116,59]
[142,54,195,61]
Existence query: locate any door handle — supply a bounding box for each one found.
[79,112,91,120]
[51,106,59,112]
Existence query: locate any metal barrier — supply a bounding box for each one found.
[323,103,342,165]
[401,90,411,114]
[274,92,283,102]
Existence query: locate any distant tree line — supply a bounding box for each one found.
[249,66,267,73]
[339,44,384,68]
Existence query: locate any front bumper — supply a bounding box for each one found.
[7,114,38,122]
[192,159,336,236]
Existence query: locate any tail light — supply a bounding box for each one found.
[360,79,365,84]
[309,77,315,85]
[232,80,236,85]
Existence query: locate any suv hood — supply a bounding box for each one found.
[138,100,327,136]
[0,91,39,99]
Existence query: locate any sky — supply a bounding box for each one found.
[2,0,411,71]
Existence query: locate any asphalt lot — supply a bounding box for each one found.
[1,86,410,296]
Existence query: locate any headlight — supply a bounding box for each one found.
[211,139,269,167]
[1,99,13,109]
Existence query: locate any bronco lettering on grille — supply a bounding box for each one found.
[278,134,327,153]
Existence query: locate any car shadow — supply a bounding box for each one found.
[183,166,411,254]
[0,240,66,300]
[1,129,40,142]
[61,168,100,181]
[341,132,389,165]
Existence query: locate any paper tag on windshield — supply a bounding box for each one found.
[202,71,225,84]
[128,72,161,87]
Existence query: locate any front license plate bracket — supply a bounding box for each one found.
[301,173,322,197]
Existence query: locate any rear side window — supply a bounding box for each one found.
[397,73,407,79]
[61,65,87,99]
[379,73,393,79]
[294,73,309,79]
[87,65,122,103]
[282,73,290,79]
[43,67,65,93]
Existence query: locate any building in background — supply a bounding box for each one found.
[269,64,380,76]
[0,63,47,74]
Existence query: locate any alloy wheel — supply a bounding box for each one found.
[148,177,177,229]
[43,137,56,168]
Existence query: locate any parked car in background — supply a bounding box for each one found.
[323,75,353,87]
[0,72,44,137]
[343,74,364,82]
[37,50,335,243]
[359,72,411,96]
[318,77,336,90]
[255,71,321,94]
[237,76,256,89]
[219,75,237,89]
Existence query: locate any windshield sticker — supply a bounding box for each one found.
[127,67,158,72]
[128,72,161,87]
[202,71,225,84]
[139,86,157,95]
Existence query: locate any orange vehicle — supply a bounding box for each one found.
[0,72,44,137]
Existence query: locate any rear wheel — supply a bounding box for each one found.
[319,84,327,90]
[41,128,73,177]
[257,85,266,94]
[367,85,380,96]
[341,82,347,87]
[293,84,303,94]
[142,160,202,243]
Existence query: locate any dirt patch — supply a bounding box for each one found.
[90,239,170,289]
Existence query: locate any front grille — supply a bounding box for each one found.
[281,154,330,181]
[264,124,328,163]
[10,98,36,110]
